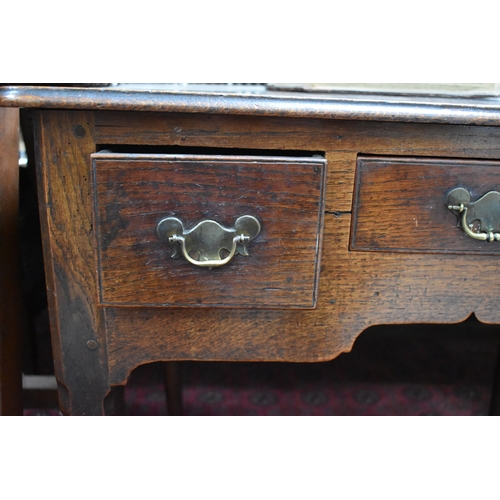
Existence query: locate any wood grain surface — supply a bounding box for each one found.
[29,105,500,407]
[94,111,500,213]
[105,212,500,385]
[0,107,23,415]
[33,110,113,415]
[351,156,500,254]
[92,154,326,308]
[4,85,500,126]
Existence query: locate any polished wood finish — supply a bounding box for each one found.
[4,85,500,125]
[0,107,23,415]
[351,156,500,254]
[92,153,326,308]
[8,86,500,415]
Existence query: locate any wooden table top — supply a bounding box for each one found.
[3,84,500,126]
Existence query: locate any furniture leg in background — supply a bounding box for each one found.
[0,107,23,415]
[164,362,183,415]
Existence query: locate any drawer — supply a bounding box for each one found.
[91,153,327,308]
[351,155,500,254]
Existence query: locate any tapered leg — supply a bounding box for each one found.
[33,110,111,416]
[0,107,23,416]
[164,361,183,415]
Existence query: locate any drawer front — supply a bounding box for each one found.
[351,156,500,254]
[92,153,327,308]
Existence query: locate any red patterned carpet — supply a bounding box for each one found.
[25,316,499,416]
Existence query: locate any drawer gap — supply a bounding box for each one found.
[96,144,325,159]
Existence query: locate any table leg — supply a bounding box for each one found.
[164,361,183,415]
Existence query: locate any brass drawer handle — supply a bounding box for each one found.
[446,187,500,242]
[157,215,261,268]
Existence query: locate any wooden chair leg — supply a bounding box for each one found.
[0,107,23,415]
[489,336,500,415]
[164,361,183,415]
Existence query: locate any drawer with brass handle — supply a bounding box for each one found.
[91,153,327,308]
[351,156,500,255]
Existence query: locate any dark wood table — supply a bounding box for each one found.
[3,84,500,415]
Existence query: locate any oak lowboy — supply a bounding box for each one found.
[3,85,500,415]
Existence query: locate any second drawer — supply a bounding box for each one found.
[351,155,500,255]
